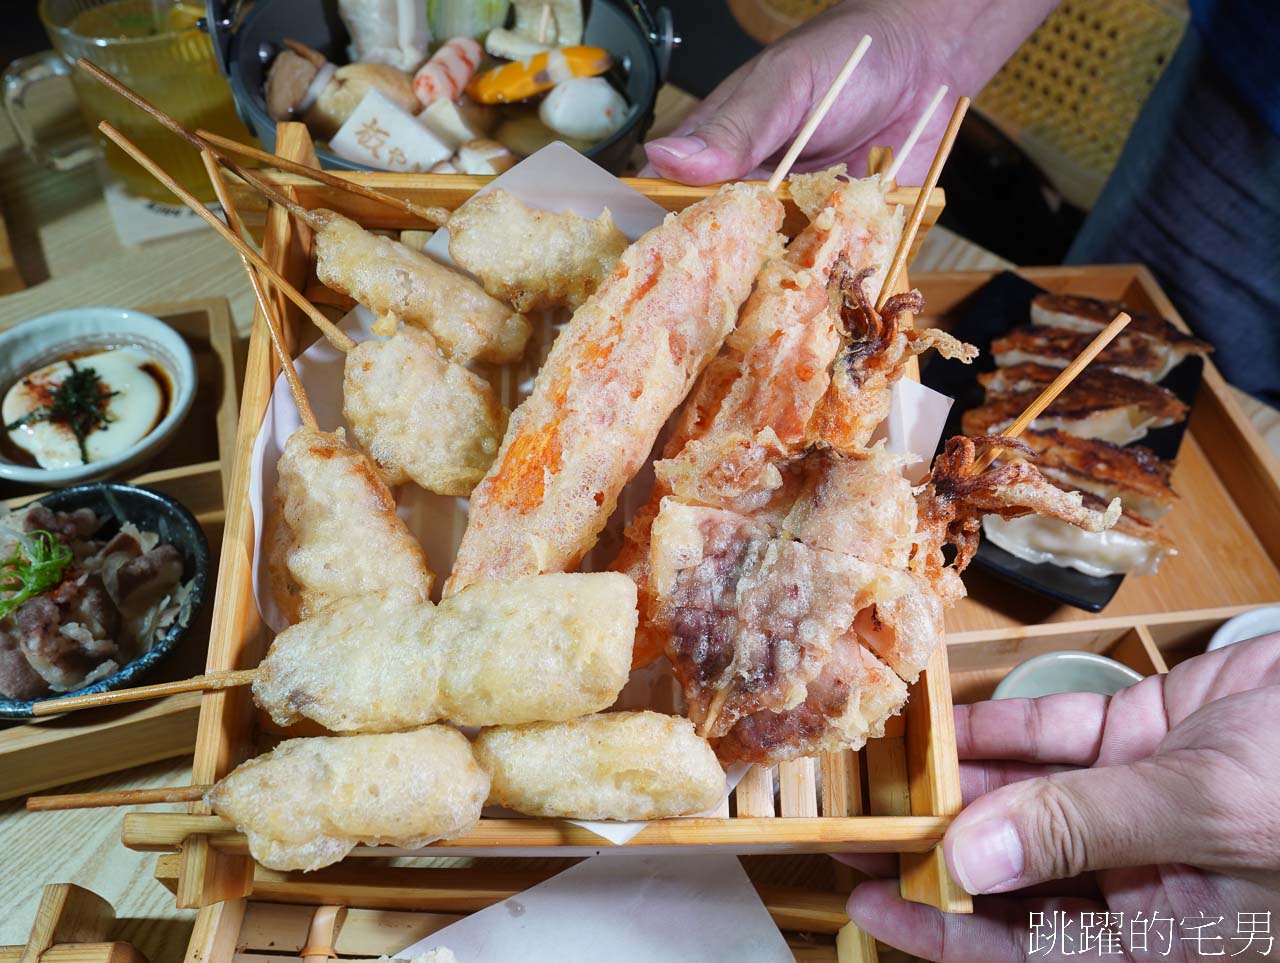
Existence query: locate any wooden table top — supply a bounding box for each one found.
[2,85,1276,960]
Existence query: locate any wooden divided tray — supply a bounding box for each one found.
[914,266,1280,645]
[171,862,872,963]
[136,123,970,915]
[0,298,238,800]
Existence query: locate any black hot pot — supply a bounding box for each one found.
[201,0,676,174]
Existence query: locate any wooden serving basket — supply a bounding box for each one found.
[124,122,971,914]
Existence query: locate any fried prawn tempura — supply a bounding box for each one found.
[447,188,630,312]
[445,183,785,596]
[271,427,433,622]
[311,210,531,363]
[254,574,637,732]
[205,726,488,872]
[343,326,508,496]
[475,711,725,820]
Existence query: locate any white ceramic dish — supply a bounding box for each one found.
[993,651,1145,700]
[0,307,196,487]
[1207,606,1280,651]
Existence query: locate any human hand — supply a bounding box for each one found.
[643,0,1058,185]
[843,633,1280,961]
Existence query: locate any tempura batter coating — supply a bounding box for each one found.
[475,711,725,820]
[254,574,637,732]
[615,173,905,667]
[273,428,433,621]
[649,500,911,737]
[445,183,785,595]
[448,189,630,312]
[312,210,531,363]
[716,632,908,763]
[206,727,487,871]
[343,327,508,496]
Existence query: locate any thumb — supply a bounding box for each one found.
[943,759,1197,894]
[644,70,814,185]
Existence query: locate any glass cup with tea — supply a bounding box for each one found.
[2,0,251,202]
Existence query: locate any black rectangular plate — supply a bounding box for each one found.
[920,271,1204,613]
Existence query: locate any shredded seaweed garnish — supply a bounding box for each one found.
[5,361,118,463]
[0,530,74,621]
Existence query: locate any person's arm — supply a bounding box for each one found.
[645,0,1059,185]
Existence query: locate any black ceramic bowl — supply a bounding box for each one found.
[206,0,673,175]
[0,482,211,720]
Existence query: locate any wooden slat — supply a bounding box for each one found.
[155,862,850,938]
[734,766,776,817]
[820,750,862,818]
[129,813,949,855]
[18,885,114,963]
[1112,624,1169,675]
[184,899,246,963]
[900,645,971,914]
[0,198,23,294]
[182,123,324,909]
[0,945,145,963]
[779,758,819,817]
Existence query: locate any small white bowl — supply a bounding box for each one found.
[0,307,196,487]
[993,651,1145,700]
[1208,606,1280,651]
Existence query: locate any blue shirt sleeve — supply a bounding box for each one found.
[1188,0,1280,135]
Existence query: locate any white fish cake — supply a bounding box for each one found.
[448,189,630,313]
[273,427,433,620]
[206,727,487,872]
[313,210,531,363]
[343,327,508,496]
[254,573,638,731]
[475,711,726,821]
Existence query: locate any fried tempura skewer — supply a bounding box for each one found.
[29,727,489,872]
[78,57,449,227]
[34,573,636,724]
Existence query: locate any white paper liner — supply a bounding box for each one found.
[245,144,955,844]
[394,854,797,962]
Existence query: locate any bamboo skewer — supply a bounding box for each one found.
[31,669,258,717]
[766,34,873,193]
[885,84,949,183]
[28,785,210,811]
[875,95,970,311]
[202,149,318,429]
[76,57,449,227]
[195,130,451,226]
[98,121,356,354]
[970,311,1133,474]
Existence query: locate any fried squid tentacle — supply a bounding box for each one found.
[805,264,977,453]
[912,434,1122,582]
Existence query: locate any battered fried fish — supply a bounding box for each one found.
[254,573,637,732]
[475,711,726,820]
[312,210,531,363]
[447,188,630,312]
[271,428,433,622]
[343,326,508,496]
[206,726,488,871]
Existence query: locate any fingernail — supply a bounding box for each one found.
[950,818,1024,894]
[646,135,707,160]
